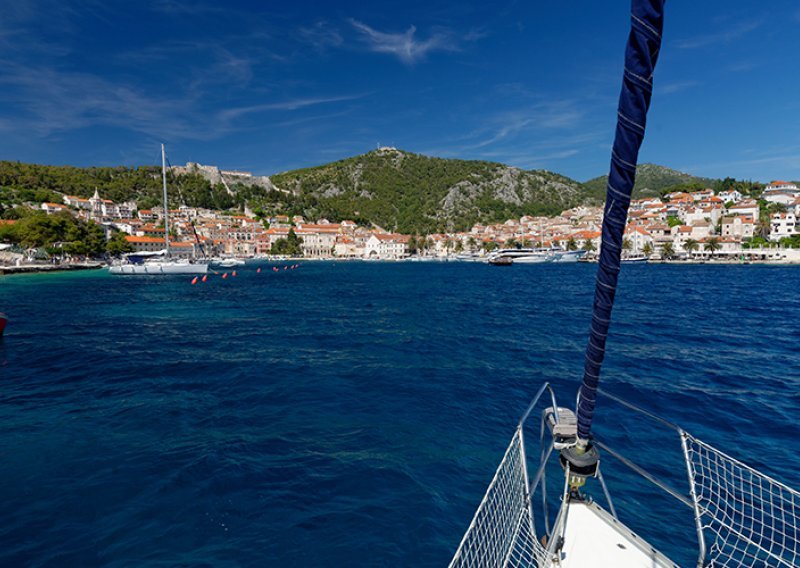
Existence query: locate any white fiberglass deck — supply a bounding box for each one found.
[550,501,677,568]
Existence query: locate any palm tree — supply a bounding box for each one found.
[567,237,578,251]
[684,238,699,257]
[622,238,632,251]
[660,242,675,260]
[582,239,596,253]
[642,242,653,257]
[467,236,477,251]
[506,237,518,248]
[704,237,721,259]
[454,240,464,253]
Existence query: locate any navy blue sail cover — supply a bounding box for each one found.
[576,0,665,440]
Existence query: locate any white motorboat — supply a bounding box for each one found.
[553,249,588,263]
[212,258,246,268]
[487,248,559,264]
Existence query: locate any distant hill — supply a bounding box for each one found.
[2,153,726,234]
[0,160,271,213]
[270,148,584,233]
[581,163,717,201]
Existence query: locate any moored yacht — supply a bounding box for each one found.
[109,144,208,276]
[487,248,560,264]
[552,249,588,263]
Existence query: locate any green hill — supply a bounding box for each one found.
[581,163,716,201]
[0,161,267,214]
[2,153,727,235]
[270,148,584,233]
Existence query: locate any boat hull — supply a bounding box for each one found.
[554,250,587,263]
[109,262,208,275]
[508,255,550,263]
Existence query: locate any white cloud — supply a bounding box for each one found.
[674,19,763,50]
[219,94,370,122]
[659,80,700,94]
[349,19,459,64]
[297,21,343,51]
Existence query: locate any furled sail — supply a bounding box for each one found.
[576,0,666,441]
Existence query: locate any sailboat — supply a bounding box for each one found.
[449,2,799,567]
[109,144,208,275]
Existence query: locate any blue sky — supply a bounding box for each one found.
[1,0,798,182]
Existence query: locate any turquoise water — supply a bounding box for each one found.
[0,262,798,566]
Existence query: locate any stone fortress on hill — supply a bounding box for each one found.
[169,162,277,193]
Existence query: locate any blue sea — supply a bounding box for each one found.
[0,262,798,567]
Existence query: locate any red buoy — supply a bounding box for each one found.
[232,271,237,277]
[0,313,7,337]
[257,267,262,273]
[191,276,198,285]
[222,273,228,279]
[202,275,208,282]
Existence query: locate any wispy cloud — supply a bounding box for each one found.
[297,21,343,51]
[682,143,800,180]
[148,0,225,16]
[674,19,763,50]
[0,62,198,138]
[219,93,370,122]
[349,19,460,64]
[659,80,700,94]
[463,100,586,150]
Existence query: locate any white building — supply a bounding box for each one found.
[364,233,410,260]
[717,189,743,204]
[770,212,797,241]
[764,180,799,193]
[726,200,760,220]
[63,195,91,210]
[41,202,69,214]
[763,192,798,206]
[624,226,653,253]
[720,216,755,240]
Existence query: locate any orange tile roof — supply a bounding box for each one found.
[125,236,165,243]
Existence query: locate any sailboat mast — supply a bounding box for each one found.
[161,143,170,257]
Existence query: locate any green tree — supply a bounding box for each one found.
[270,227,304,256]
[467,236,477,251]
[684,238,699,255]
[660,242,675,260]
[622,238,632,251]
[642,242,653,256]
[2,210,106,256]
[667,217,682,228]
[454,240,464,253]
[582,239,596,253]
[567,237,577,251]
[407,235,418,254]
[483,241,498,252]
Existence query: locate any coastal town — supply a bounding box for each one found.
[2,166,800,266]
